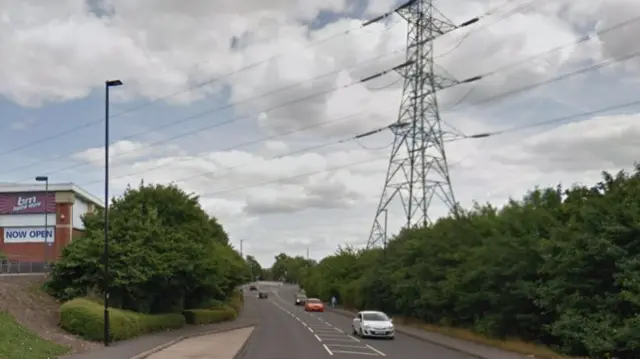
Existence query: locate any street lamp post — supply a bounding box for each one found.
[35,176,49,268]
[104,79,122,346]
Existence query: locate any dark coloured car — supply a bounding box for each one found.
[294,294,307,306]
[249,285,257,291]
[258,292,268,299]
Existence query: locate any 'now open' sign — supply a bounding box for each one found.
[3,227,55,243]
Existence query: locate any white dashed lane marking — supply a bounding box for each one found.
[271,290,387,356]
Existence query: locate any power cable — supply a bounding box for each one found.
[102,99,640,195]
[449,48,640,113]
[444,13,640,112]
[79,106,403,187]
[9,47,407,177]
[0,9,404,159]
[0,0,538,160]
[436,0,541,59]
[12,24,638,180]
[27,64,407,182]
[8,4,637,181]
[463,99,640,139]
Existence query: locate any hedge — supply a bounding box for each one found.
[59,298,186,341]
[228,289,244,313]
[182,306,237,325]
[183,290,244,325]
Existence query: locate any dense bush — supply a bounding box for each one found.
[60,298,185,341]
[297,167,640,358]
[45,183,251,314]
[228,290,244,314]
[183,306,237,325]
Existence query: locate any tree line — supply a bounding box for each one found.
[46,183,251,314]
[293,167,640,358]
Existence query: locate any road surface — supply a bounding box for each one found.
[239,283,476,359]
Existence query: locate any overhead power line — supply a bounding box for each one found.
[10,47,407,177]
[8,13,639,181]
[147,100,640,199]
[0,0,537,161]
[0,10,403,159]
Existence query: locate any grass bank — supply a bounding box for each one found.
[0,311,69,359]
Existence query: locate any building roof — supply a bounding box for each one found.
[0,182,102,207]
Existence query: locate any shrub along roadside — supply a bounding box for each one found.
[60,292,245,342]
[183,290,244,325]
[60,298,185,341]
[183,306,236,325]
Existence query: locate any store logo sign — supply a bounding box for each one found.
[13,196,42,212]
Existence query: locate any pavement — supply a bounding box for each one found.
[60,294,260,359]
[145,327,254,359]
[242,284,535,359]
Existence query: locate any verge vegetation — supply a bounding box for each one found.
[0,311,69,359]
[44,183,251,342]
[273,168,640,359]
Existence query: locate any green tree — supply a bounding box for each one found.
[296,167,640,358]
[271,253,315,284]
[45,183,249,313]
[245,255,262,280]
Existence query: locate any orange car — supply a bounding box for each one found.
[304,298,324,312]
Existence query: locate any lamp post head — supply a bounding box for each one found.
[106,79,123,87]
[35,176,48,182]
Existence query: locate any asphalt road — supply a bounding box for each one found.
[239,283,477,358]
[239,285,329,359]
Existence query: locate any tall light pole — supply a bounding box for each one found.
[240,239,243,257]
[104,79,122,347]
[35,176,49,267]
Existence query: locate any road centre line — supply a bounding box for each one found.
[273,289,387,356]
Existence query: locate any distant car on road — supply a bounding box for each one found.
[294,294,307,306]
[304,298,324,312]
[352,310,394,339]
[258,291,268,299]
[249,284,257,291]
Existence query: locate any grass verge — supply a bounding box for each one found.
[0,311,69,359]
[339,307,584,359]
[395,316,586,359]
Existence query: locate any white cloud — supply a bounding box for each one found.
[2,0,640,266]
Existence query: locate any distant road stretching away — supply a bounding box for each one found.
[239,282,475,359]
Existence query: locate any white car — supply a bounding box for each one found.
[352,310,395,339]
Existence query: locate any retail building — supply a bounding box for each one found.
[0,183,101,262]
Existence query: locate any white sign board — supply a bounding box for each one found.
[3,227,55,243]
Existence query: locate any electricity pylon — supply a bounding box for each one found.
[366,0,480,249]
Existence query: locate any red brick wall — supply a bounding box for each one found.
[0,202,73,262]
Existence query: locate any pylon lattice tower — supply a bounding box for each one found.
[366,0,478,249]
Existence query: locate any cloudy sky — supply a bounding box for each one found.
[1,0,639,266]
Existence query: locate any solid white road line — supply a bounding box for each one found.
[314,334,322,342]
[331,350,378,355]
[308,326,314,332]
[347,335,360,342]
[321,338,361,342]
[366,344,386,356]
[323,344,334,355]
